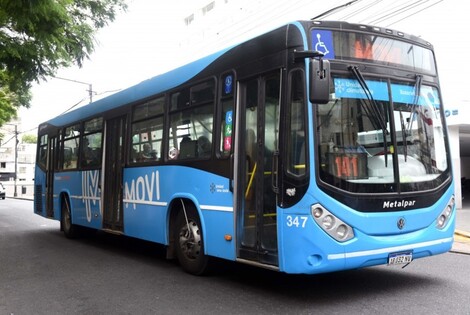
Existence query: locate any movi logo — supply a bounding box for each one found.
[124,170,166,210]
[81,170,101,222]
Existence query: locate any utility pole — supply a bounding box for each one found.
[13,124,18,197]
[2,123,19,197]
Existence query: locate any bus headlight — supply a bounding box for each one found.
[436,195,455,229]
[310,204,354,242]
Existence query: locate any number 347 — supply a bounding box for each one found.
[286,215,308,228]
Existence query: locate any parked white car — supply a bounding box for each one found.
[0,183,5,199]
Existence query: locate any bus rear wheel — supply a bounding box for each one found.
[174,206,209,275]
[61,197,78,239]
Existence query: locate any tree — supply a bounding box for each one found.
[0,0,127,126]
[22,134,37,144]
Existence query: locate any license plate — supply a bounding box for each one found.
[388,251,413,265]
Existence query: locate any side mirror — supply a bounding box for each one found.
[309,58,330,104]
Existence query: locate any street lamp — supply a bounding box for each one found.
[53,76,94,103]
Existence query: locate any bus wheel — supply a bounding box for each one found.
[174,206,209,275]
[61,197,78,239]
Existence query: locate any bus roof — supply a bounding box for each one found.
[40,46,232,130]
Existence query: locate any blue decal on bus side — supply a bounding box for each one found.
[391,84,441,107]
[334,78,389,101]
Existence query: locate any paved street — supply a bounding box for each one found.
[1,198,470,314]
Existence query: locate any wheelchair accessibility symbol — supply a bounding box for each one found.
[311,30,334,58]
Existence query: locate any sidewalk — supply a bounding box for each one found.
[453,207,470,255]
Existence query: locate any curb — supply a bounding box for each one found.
[451,242,470,255]
[455,229,470,239]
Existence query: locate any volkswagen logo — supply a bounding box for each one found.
[397,217,406,230]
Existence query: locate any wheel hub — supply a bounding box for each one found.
[179,220,201,260]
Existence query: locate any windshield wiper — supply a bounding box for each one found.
[400,110,408,162]
[407,74,423,135]
[348,66,389,166]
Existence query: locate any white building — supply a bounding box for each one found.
[0,120,36,198]
[446,103,470,209]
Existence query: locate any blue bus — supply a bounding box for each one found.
[34,20,455,275]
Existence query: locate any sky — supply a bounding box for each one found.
[19,0,470,134]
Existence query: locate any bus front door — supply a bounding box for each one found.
[102,116,126,232]
[236,72,280,267]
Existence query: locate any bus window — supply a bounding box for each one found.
[134,97,164,120]
[80,117,103,168]
[168,104,213,160]
[131,117,163,162]
[170,89,190,111]
[287,70,307,177]
[191,80,215,106]
[168,82,214,160]
[37,135,48,169]
[62,124,80,170]
[131,96,165,163]
[80,117,103,167]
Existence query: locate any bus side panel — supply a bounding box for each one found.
[201,210,235,260]
[122,166,236,260]
[123,203,167,243]
[34,166,47,217]
[121,167,165,243]
[54,171,103,230]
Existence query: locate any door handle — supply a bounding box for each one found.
[271,150,279,194]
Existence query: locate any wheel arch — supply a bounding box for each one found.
[166,194,206,259]
[58,190,72,230]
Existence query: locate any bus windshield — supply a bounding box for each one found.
[316,77,449,193]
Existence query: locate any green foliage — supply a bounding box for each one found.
[0,0,127,126]
[22,134,37,144]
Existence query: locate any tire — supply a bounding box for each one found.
[174,205,209,275]
[61,197,78,239]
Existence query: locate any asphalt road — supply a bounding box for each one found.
[1,198,470,314]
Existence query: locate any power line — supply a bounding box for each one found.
[321,0,443,28]
[348,0,408,23]
[337,0,384,21]
[1,134,17,146]
[369,0,430,25]
[59,97,88,116]
[312,0,360,20]
[384,0,443,27]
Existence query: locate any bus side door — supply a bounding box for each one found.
[46,136,57,218]
[102,115,127,232]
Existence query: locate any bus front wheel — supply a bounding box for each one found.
[61,197,78,239]
[174,206,209,275]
